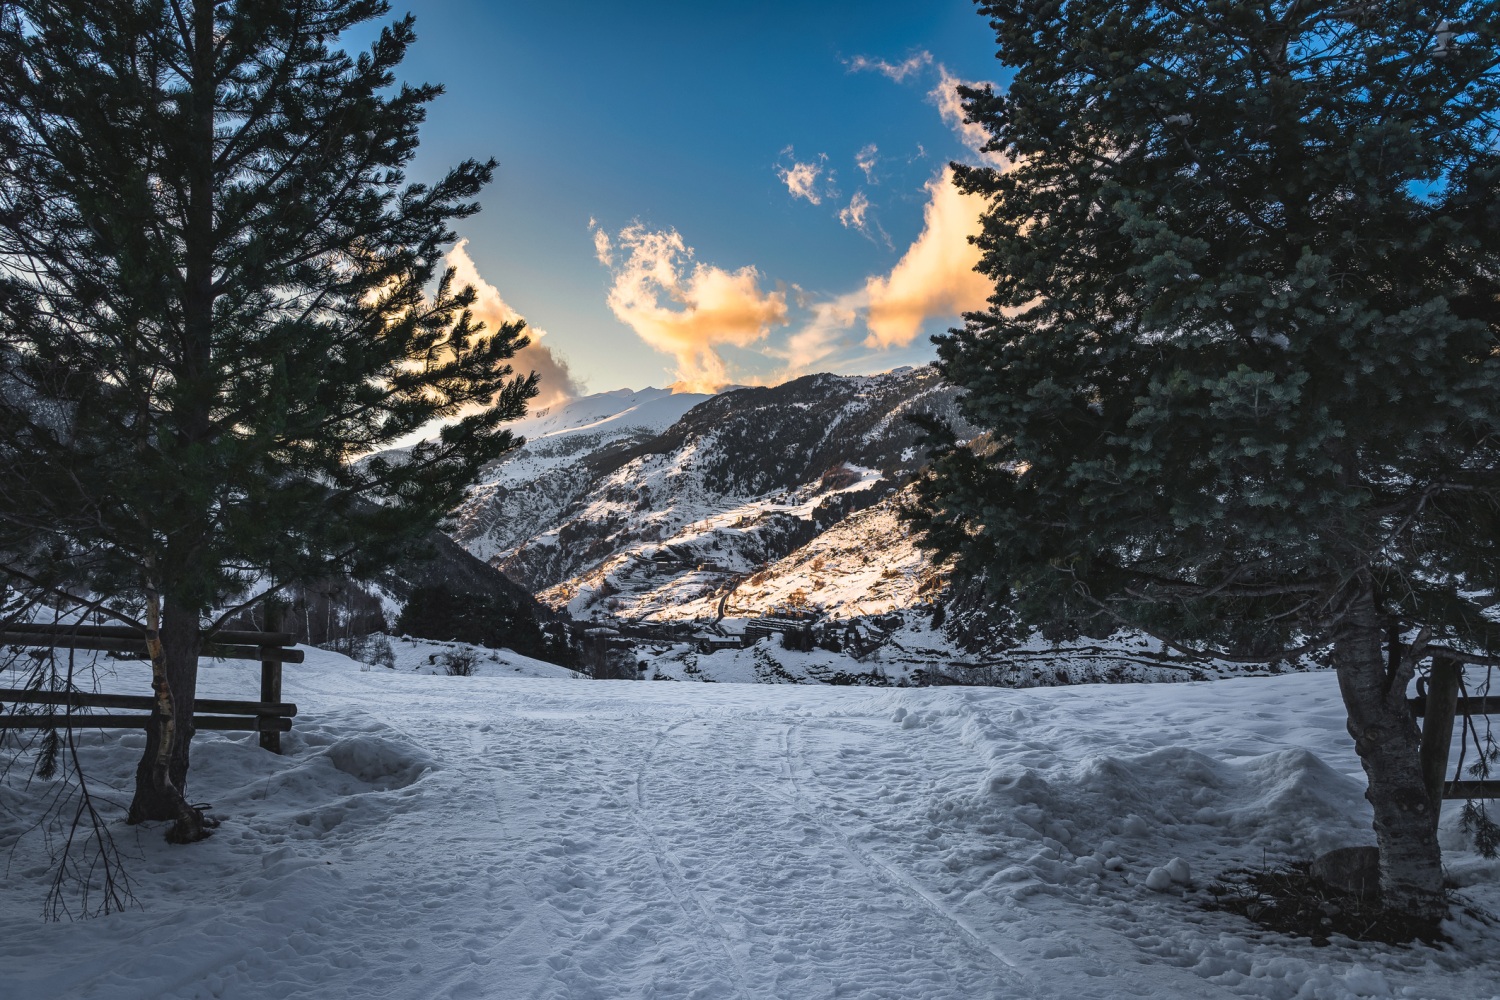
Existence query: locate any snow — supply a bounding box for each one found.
[508,386,712,444]
[461,368,973,620]
[535,459,889,620]
[2,655,1499,999]
[450,387,713,564]
[709,484,943,621]
[382,635,582,678]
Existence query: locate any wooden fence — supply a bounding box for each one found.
[0,623,301,753]
[1413,655,1499,802]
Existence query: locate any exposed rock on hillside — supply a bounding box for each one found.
[452,368,971,621]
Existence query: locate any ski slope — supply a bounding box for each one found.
[2,652,1498,999]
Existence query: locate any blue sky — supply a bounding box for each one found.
[373,1,1007,404]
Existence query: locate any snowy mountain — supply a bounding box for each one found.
[435,369,1329,684]
[453,367,967,624]
[447,369,1315,682]
[451,385,712,565]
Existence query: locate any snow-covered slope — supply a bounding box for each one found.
[715,483,948,620]
[452,386,711,563]
[4,652,1496,999]
[457,368,969,623]
[505,386,712,444]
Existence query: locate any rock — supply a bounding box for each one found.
[1311,846,1381,900]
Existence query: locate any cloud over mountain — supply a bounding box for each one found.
[447,240,581,409]
[599,223,789,392]
[863,167,991,349]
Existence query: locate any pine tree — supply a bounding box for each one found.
[912,0,1500,923]
[395,584,547,658]
[0,1,537,841]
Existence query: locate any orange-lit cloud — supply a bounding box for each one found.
[863,166,991,349]
[776,148,832,205]
[772,288,868,377]
[598,223,789,392]
[446,239,581,409]
[584,57,1001,385]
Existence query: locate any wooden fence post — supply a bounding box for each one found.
[259,602,285,754]
[1420,655,1462,823]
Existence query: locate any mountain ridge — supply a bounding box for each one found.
[453,367,968,622]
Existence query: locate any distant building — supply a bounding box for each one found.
[693,633,743,653]
[744,613,817,652]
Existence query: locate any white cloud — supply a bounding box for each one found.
[446,240,582,410]
[770,289,869,378]
[838,191,890,247]
[838,191,870,231]
[587,56,1006,387]
[601,224,789,392]
[930,68,1005,168]
[845,51,933,82]
[863,166,991,349]
[592,226,613,266]
[850,51,1001,169]
[776,149,832,205]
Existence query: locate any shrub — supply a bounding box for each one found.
[442,648,478,677]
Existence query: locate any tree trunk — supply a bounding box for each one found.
[127,595,211,842]
[124,1,218,843]
[1332,587,1445,926]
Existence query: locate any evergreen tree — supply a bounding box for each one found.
[396,584,548,660]
[0,1,537,841]
[912,0,1500,923]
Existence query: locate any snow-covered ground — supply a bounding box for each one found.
[2,652,1498,999]
[381,634,583,678]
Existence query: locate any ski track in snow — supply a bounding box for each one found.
[3,652,1500,1000]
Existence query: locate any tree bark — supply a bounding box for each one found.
[127,593,211,841]
[1332,586,1446,925]
[124,0,219,844]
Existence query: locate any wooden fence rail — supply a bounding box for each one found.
[1412,655,1498,803]
[1,622,300,752]
[0,687,296,718]
[0,627,304,665]
[0,711,292,733]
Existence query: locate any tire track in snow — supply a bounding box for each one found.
[777,722,1051,998]
[632,715,752,998]
[784,718,1182,1000]
[474,724,563,1000]
[640,714,1037,998]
